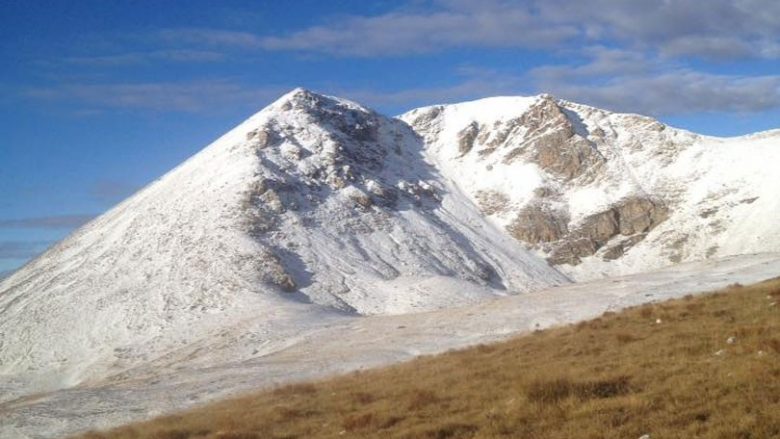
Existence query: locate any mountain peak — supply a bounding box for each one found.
[280,86,321,101]
[269,87,363,116]
[270,87,324,110]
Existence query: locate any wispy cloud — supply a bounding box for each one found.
[0,215,94,230]
[0,241,52,259]
[537,0,780,61]
[25,80,289,112]
[544,72,780,116]
[257,5,577,57]
[155,28,264,48]
[89,180,139,204]
[530,48,780,115]
[17,1,780,118]
[180,0,778,61]
[62,49,225,66]
[337,68,530,110]
[531,46,656,79]
[336,53,780,116]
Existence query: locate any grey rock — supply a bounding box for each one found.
[507,205,569,244]
[457,121,480,156]
[508,196,669,266]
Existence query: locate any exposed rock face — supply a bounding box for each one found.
[601,234,647,261]
[257,247,297,292]
[507,205,569,244]
[612,197,669,235]
[547,197,669,265]
[246,128,275,148]
[548,240,599,265]
[533,134,604,181]
[457,122,479,156]
[504,96,605,181]
[502,196,669,265]
[578,209,621,246]
[533,186,558,198]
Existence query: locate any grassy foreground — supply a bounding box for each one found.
[81,279,780,439]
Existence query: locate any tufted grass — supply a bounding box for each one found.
[80,278,780,439]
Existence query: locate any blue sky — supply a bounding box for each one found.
[2,0,780,274]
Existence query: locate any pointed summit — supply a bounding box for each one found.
[272,87,321,107]
[0,90,567,405]
[267,87,364,116]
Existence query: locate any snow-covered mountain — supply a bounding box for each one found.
[402,94,780,279]
[1,88,779,418]
[0,89,567,398]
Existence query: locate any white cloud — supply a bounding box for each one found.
[535,68,780,116]
[0,215,94,229]
[21,1,780,117]
[62,50,225,66]
[26,80,288,113]
[235,0,780,60]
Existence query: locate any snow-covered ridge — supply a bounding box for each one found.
[724,127,780,140]
[401,92,780,279]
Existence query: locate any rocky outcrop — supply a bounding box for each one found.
[601,234,647,261]
[547,239,600,265]
[533,134,604,181]
[506,196,670,266]
[610,197,670,235]
[507,205,569,244]
[457,122,480,156]
[502,97,605,181]
[552,197,669,265]
[246,128,278,151]
[257,247,297,292]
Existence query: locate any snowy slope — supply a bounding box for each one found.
[4,253,780,439]
[401,95,780,279]
[0,89,567,401]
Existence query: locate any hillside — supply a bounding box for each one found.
[79,278,780,439]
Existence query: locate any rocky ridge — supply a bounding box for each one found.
[402,94,780,278]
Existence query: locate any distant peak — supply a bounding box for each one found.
[273,87,324,106]
[287,87,317,98]
[267,88,372,119]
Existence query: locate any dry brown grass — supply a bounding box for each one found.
[79,278,780,439]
